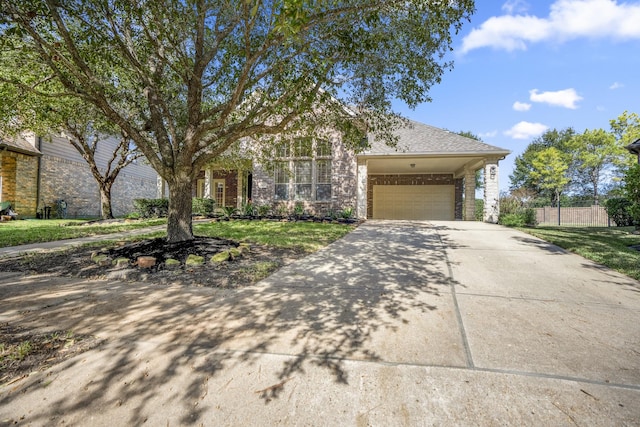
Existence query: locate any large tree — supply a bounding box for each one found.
[568,128,622,205]
[509,127,575,203]
[529,147,570,207]
[1,0,474,242]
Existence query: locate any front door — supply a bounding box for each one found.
[213,179,225,207]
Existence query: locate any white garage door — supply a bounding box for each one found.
[372,185,454,220]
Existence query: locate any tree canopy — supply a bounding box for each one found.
[509,116,636,206]
[0,41,141,219]
[1,0,475,241]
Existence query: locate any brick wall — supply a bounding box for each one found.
[251,135,358,216]
[367,174,459,219]
[40,156,156,218]
[212,170,239,207]
[0,152,38,216]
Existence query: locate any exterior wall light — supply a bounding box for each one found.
[489,165,496,179]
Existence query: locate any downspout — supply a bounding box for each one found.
[36,136,43,217]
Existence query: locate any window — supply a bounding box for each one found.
[316,160,332,201]
[294,161,312,200]
[274,139,332,202]
[274,162,289,200]
[316,140,332,157]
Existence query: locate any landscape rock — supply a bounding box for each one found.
[137,256,156,268]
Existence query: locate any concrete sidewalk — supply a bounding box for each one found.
[0,220,639,425]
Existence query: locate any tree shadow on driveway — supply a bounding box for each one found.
[0,221,461,425]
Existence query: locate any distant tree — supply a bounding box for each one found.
[568,128,621,205]
[509,128,575,200]
[1,0,475,242]
[529,147,570,207]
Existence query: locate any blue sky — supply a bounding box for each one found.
[392,0,640,192]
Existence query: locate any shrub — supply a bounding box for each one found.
[192,198,216,216]
[133,198,169,218]
[621,164,640,229]
[340,207,354,219]
[474,199,483,221]
[293,202,305,218]
[241,201,256,216]
[499,213,526,227]
[256,204,271,217]
[498,193,537,227]
[604,198,634,227]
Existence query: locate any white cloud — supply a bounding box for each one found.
[502,0,530,14]
[609,81,624,89]
[479,130,498,138]
[461,0,640,54]
[504,121,548,139]
[529,88,583,109]
[513,101,532,111]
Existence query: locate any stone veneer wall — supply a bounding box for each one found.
[0,151,38,216]
[367,174,462,219]
[40,156,156,218]
[454,178,463,220]
[251,136,358,216]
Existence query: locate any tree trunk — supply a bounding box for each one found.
[99,183,114,219]
[166,172,194,242]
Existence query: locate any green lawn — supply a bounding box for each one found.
[0,218,354,252]
[0,218,166,247]
[517,226,640,281]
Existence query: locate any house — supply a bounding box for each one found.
[0,134,40,217]
[194,120,510,222]
[0,133,158,218]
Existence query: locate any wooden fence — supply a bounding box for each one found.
[534,206,613,227]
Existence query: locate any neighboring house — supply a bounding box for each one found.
[194,120,510,222]
[0,133,158,218]
[0,134,40,217]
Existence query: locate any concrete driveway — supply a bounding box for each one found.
[1,220,639,425]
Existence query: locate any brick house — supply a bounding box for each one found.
[195,120,510,222]
[0,133,157,218]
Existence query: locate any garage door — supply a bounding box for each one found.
[372,185,454,220]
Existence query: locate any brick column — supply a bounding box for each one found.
[464,167,476,220]
[356,159,367,219]
[483,159,500,223]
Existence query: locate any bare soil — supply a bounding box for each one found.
[0,236,305,384]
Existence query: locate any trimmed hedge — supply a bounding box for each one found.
[133,197,217,218]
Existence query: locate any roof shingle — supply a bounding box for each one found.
[365,120,509,156]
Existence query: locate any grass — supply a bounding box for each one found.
[194,220,354,252]
[0,218,166,247]
[0,217,354,253]
[517,225,640,281]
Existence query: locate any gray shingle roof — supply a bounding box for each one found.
[364,120,509,156]
[0,136,42,156]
